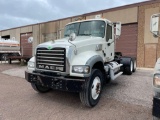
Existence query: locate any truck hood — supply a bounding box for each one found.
[37,36,102,48]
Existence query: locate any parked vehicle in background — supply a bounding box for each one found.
[150,13,160,120]
[0,37,20,61]
[25,16,136,107]
[0,34,34,63]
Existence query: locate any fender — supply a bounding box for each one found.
[70,51,104,77]
[120,56,136,74]
[27,56,35,72]
[120,56,133,72]
[85,55,103,69]
[120,56,133,67]
[29,56,35,62]
[153,58,160,93]
[85,55,104,77]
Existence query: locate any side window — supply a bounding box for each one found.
[106,24,112,41]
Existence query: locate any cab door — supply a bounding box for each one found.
[104,24,114,62]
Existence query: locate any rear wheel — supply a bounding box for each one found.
[132,59,136,72]
[125,60,133,75]
[31,83,51,93]
[79,69,103,107]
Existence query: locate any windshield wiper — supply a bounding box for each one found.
[64,34,69,37]
[78,34,91,36]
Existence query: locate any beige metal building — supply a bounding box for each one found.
[0,0,160,68]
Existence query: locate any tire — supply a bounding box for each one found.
[26,58,30,63]
[79,69,104,107]
[125,60,133,75]
[1,54,9,61]
[132,59,136,72]
[31,83,51,93]
[153,93,160,120]
[153,116,160,120]
[0,54,2,60]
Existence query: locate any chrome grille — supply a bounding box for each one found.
[36,47,66,72]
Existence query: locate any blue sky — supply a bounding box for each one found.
[0,0,148,30]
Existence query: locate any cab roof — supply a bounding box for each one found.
[66,18,112,26]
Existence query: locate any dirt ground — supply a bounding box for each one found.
[0,63,153,120]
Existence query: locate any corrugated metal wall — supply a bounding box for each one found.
[116,24,138,58]
[20,33,33,57]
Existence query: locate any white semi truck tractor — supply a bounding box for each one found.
[150,14,160,120]
[25,17,136,107]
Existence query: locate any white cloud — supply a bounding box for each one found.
[0,14,40,30]
[0,0,148,30]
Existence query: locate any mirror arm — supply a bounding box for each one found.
[152,31,160,38]
[107,34,120,46]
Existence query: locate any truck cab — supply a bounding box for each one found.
[25,17,136,107]
[150,14,160,119]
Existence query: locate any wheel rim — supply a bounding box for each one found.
[2,56,6,61]
[130,61,133,72]
[4,56,7,61]
[91,76,101,100]
[2,54,8,61]
[134,61,136,70]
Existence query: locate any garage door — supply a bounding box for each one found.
[20,33,32,57]
[115,23,138,58]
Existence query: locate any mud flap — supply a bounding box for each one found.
[152,97,160,118]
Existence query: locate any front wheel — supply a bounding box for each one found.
[31,83,51,93]
[79,69,104,107]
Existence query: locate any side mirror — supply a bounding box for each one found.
[115,22,121,37]
[69,33,76,41]
[150,14,159,37]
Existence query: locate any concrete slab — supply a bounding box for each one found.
[2,66,27,78]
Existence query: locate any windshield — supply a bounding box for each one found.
[64,20,105,38]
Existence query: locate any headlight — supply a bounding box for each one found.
[27,61,35,68]
[72,66,90,74]
[153,74,160,88]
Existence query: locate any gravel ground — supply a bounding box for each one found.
[0,63,153,120]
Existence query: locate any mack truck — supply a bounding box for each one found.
[25,17,136,107]
[150,14,160,120]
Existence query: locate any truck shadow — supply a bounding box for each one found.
[33,89,84,108]
[31,81,120,110]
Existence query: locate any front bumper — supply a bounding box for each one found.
[152,96,160,118]
[25,71,85,92]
